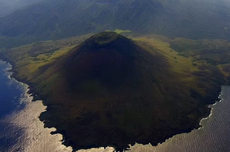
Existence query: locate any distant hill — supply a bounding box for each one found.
[0,0,230,48]
[0,0,43,17]
[0,0,163,38]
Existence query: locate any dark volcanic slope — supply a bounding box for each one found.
[17,32,221,151]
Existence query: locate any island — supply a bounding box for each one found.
[1,32,230,151]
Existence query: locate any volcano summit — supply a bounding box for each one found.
[4,32,223,151]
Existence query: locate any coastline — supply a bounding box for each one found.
[0,56,41,102]
[129,86,230,152]
[0,57,224,151]
[198,87,224,129]
[0,60,115,152]
[2,100,73,152]
[127,89,222,151]
[0,59,74,152]
[0,59,37,103]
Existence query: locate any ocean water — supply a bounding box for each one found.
[0,61,26,119]
[0,61,28,151]
[0,60,230,152]
[0,60,72,152]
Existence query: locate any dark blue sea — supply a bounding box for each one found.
[0,60,230,152]
[0,61,26,119]
[0,61,27,151]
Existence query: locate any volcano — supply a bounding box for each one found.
[24,32,221,151]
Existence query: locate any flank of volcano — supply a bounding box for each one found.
[6,32,223,151]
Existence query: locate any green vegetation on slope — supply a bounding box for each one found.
[114,29,132,34]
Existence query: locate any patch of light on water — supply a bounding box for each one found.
[76,147,115,152]
[5,100,73,152]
